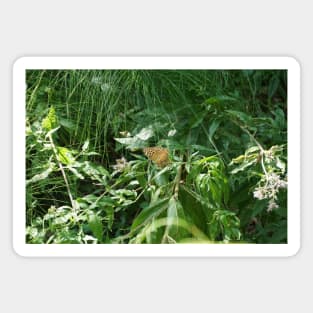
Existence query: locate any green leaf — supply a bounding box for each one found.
[190,111,207,129]
[245,146,260,154]
[268,76,280,99]
[81,161,110,184]
[190,144,216,154]
[59,118,75,130]
[114,137,145,149]
[68,167,84,179]
[57,147,76,165]
[104,206,114,231]
[88,213,103,242]
[270,220,287,243]
[209,221,219,240]
[226,110,253,125]
[26,163,55,185]
[230,159,257,174]
[131,198,169,231]
[252,199,268,217]
[223,177,230,204]
[208,119,221,140]
[42,106,58,131]
[167,196,179,229]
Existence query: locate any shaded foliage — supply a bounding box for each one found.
[26,69,287,244]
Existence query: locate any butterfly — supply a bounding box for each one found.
[143,147,170,168]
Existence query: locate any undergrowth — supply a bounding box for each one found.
[25,69,287,244]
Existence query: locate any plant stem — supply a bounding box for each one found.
[48,133,77,212]
[173,164,183,200]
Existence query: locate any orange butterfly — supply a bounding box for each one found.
[143,147,170,168]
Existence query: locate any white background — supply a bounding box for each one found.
[1,0,311,312]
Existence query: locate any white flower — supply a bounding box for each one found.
[278,180,288,189]
[112,157,128,172]
[253,189,265,200]
[267,200,279,212]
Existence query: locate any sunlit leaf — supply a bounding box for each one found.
[26,163,55,185]
[57,147,76,165]
[135,126,154,140]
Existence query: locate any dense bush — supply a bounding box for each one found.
[25,69,287,244]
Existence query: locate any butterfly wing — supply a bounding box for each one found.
[143,147,169,167]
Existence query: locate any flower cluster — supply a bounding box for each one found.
[253,172,287,212]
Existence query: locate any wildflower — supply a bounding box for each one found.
[112,157,128,172]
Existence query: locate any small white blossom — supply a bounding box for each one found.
[253,189,265,200]
[278,180,288,189]
[112,157,128,172]
[267,200,279,212]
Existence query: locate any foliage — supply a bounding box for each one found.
[25,69,287,244]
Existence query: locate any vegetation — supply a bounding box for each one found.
[25,69,287,244]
